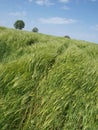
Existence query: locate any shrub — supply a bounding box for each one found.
[64,35,71,39]
[32,27,39,33]
[14,20,25,30]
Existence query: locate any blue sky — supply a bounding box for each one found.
[0,0,98,43]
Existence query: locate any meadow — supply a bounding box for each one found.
[0,26,98,130]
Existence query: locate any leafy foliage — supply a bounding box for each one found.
[64,35,71,39]
[0,26,98,130]
[32,27,39,33]
[14,20,25,30]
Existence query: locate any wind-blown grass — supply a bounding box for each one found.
[0,27,98,130]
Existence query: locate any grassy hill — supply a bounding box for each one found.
[0,26,98,130]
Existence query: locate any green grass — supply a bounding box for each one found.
[0,26,98,130]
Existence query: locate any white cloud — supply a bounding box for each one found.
[59,0,70,3]
[35,0,54,6]
[9,11,27,17]
[28,0,33,2]
[92,25,98,30]
[39,17,77,24]
[61,5,70,10]
[96,25,98,29]
[90,0,96,2]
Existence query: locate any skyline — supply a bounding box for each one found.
[0,0,98,43]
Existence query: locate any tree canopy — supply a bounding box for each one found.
[14,20,25,30]
[32,27,39,33]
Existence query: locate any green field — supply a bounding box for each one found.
[0,26,98,130]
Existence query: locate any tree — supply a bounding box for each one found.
[64,35,71,39]
[32,27,39,33]
[14,20,25,30]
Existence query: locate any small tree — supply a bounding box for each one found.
[64,35,71,39]
[32,27,39,33]
[14,20,25,30]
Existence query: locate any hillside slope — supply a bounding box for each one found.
[0,27,98,130]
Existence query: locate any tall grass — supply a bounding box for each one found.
[0,27,98,130]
